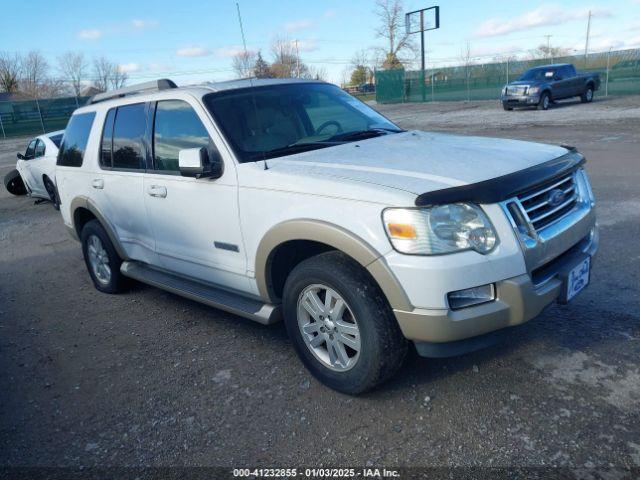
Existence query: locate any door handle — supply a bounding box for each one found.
[147,185,167,198]
[91,179,104,189]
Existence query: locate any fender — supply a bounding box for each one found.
[255,219,412,311]
[69,196,130,260]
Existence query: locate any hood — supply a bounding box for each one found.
[507,80,545,87]
[265,131,568,197]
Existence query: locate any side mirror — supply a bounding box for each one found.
[178,147,222,179]
[17,153,24,160]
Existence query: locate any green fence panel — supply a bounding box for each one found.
[375,47,640,104]
[0,95,89,139]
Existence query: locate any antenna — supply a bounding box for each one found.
[236,1,268,170]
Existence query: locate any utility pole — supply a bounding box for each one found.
[293,39,300,78]
[544,35,552,61]
[584,10,592,68]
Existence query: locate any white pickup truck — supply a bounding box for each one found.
[55,79,597,394]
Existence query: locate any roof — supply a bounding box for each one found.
[199,77,324,93]
[528,63,572,69]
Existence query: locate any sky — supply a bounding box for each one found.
[1,0,639,86]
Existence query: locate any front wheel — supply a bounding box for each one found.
[4,169,26,196]
[581,86,594,103]
[537,92,550,110]
[502,102,513,111]
[282,251,407,394]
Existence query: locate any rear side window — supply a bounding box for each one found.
[35,139,45,157]
[153,100,213,172]
[100,109,116,168]
[112,103,146,170]
[57,112,96,167]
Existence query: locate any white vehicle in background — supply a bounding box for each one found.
[4,130,64,208]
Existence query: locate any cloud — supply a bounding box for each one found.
[296,39,318,53]
[78,29,102,40]
[215,46,256,58]
[132,19,157,29]
[176,46,211,57]
[118,63,140,73]
[283,19,314,32]
[475,5,613,38]
[324,10,337,18]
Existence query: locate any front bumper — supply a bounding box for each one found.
[501,94,540,106]
[393,227,598,354]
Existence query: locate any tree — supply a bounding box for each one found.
[58,52,87,96]
[351,66,368,85]
[530,44,570,61]
[350,50,372,85]
[0,52,21,93]
[21,51,49,98]
[111,66,128,89]
[373,0,415,69]
[93,57,113,92]
[253,51,272,78]
[459,41,473,101]
[270,37,301,78]
[232,50,256,79]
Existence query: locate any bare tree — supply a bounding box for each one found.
[21,51,49,98]
[270,37,299,78]
[373,0,415,69]
[111,66,128,89]
[253,51,272,78]
[93,56,114,92]
[529,44,570,61]
[0,52,21,93]
[58,52,87,96]
[232,50,257,79]
[459,41,473,101]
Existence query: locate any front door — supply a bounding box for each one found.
[142,98,248,292]
[16,139,40,193]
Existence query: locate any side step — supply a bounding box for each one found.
[120,261,281,325]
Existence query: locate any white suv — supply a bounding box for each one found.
[55,78,597,394]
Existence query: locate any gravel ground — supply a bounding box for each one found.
[1,95,639,474]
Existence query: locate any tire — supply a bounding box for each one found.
[43,176,60,210]
[282,251,407,394]
[4,169,27,196]
[502,102,513,111]
[537,92,550,110]
[581,85,594,103]
[80,220,127,294]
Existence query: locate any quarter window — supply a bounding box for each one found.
[57,112,96,167]
[111,103,146,170]
[153,100,214,172]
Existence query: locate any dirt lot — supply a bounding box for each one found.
[1,95,639,473]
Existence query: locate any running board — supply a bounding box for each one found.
[120,261,281,325]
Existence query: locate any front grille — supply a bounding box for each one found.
[517,172,578,232]
[506,86,527,95]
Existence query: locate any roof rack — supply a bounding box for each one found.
[88,79,177,105]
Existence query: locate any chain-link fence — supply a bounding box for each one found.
[376,48,640,104]
[0,96,89,139]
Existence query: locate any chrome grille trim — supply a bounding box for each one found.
[518,172,578,232]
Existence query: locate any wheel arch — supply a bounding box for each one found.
[69,196,129,260]
[255,219,412,311]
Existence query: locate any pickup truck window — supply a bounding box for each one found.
[519,68,555,81]
[204,83,401,163]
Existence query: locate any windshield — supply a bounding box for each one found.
[203,83,401,163]
[518,68,556,81]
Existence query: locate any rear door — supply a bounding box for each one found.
[92,102,156,264]
[142,97,248,291]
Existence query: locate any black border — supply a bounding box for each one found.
[414,149,585,206]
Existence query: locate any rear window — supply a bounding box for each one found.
[49,133,63,148]
[57,112,96,167]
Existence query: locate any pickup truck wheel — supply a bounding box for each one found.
[4,169,27,196]
[282,251,407,394]
[581,86,594,103]
[43,177,60,210]
[81,220,127,294]
[537,92,550,110]
[502,102,513,111]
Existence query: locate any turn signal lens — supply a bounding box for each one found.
[386,223,417,239]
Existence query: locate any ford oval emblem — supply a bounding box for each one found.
[547,189,566,207]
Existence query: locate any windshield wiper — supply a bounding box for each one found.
[328,127,403,142]
[256,142,336,160]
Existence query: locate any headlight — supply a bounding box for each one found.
[527,86,540,95]
[383,204,498,255]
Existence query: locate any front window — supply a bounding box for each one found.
[519,68,555,81]
[203,83,401,163]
